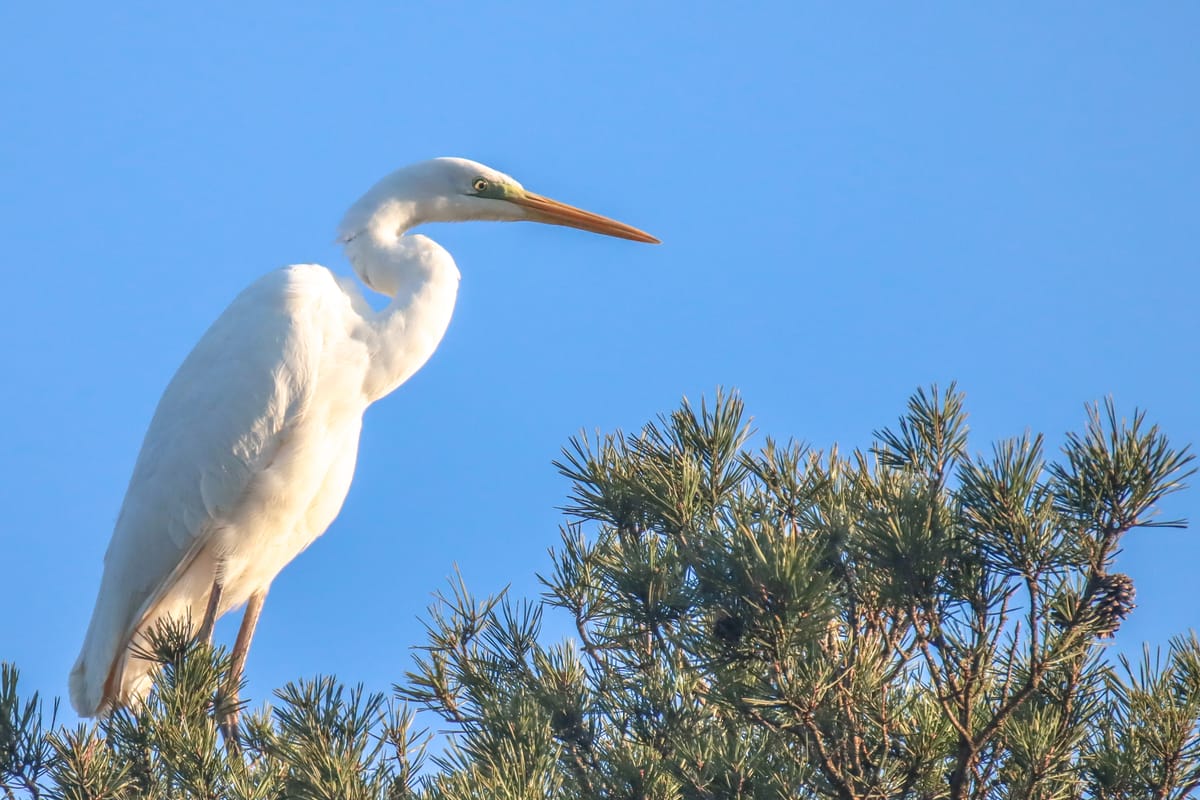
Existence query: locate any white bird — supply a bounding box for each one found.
[70,157,657,717]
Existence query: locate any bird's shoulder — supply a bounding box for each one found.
[109,264,356,559]
[230,262,348,321]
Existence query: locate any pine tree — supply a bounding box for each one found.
[3,386,1197,799]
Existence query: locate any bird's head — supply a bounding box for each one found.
[338,157,659,244]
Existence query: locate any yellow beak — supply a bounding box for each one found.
[509,191,660,244]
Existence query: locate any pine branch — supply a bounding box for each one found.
[6,386,1197,800]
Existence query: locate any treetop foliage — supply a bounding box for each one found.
[3,386,1196,799]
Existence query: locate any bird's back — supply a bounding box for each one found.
[70,265,367,715]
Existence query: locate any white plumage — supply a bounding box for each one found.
[71,158,657,716]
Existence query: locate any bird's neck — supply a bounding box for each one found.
[344,226,462,402]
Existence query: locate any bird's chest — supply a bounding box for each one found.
[216,402,364,590]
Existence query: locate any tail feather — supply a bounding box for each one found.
[70,614,172,716]
[68,652,100,717]
[71,549,217,716]
[71,532,218,716]
[69,622,118,717]
[70,573,157,717]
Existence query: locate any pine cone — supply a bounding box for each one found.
[550,707,592,749]
[712,611,744,646]
[1093,572,1136,638]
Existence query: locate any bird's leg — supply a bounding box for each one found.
[196,580,222,644]
[228,590,265,691]
[219,589,266,745]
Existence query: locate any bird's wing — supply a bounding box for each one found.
[71,264,347,714]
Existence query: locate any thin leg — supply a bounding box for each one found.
[219,589,267,744]
[196,580,222,643]
[229,590,266,687]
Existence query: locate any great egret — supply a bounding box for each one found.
[70,157,657,717]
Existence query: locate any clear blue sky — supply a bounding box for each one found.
[1,3,1197,718]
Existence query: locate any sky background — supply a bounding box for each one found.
[1,3,1197,722]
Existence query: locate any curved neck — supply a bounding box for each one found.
[345,225,456,294]
[343,223,462,403]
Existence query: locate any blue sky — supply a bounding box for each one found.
[1,3,1197,719]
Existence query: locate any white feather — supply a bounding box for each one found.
[70,156,654,715]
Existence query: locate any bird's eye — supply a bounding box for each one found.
[472,177,489,193]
